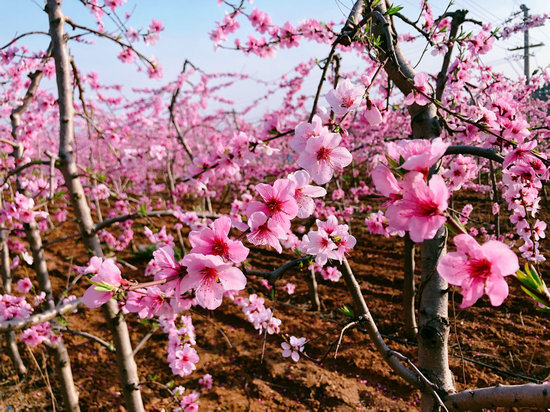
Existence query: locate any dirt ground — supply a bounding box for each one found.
[1,193,548,411]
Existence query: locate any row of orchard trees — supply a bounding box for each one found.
[1,0,549,410]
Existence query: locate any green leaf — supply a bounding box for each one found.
[94,285,113,292]
[386,5,404,15]
[339,305,355,318]
[138,204,147,216]
[519,286,549,308]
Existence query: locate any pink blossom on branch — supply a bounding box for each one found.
[287,169,327,218]
[16,278,33,294]
[82,258,125,309]
[246,211,287,253]
[189,216,249,263]
[404,72,431,106]
[325,79,365,116]
[438,234,519,308]
[281,336,306,362]
[386,137,449,173]
[247,178,298,230]
[180,254,247,310]
[290,114,328,152]
[297,133,353,185]
[386,172,449,243]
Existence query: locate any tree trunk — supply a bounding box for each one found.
[46,1,144,410]
[0,216,27,375]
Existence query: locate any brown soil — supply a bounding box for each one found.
[0,194,548,411]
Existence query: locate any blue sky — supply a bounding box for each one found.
[3,0,549,118]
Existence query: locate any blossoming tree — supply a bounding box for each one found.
[0,0,549,411]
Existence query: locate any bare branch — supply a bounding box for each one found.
[444,145,504,163]
[54,326,114,352]
[445,384,550,410]
[168,60,195,160]
[1,31,50,50]
[435,10,467,101]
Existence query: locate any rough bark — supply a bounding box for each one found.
[45,1,144,410]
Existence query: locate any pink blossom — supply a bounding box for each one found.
[246,211,287,253]
[117,48,136,63]
[281,336,306,362]
[82,258,124,309]
[177,389,200,412]
[282,282,295,295]
[372,164,402,204]
[189,216,249,263]
[152,245,183,280]
[16,278,33,294]
[322,266,342,282]
[171,345,199,377]
[290,115,328,152]
[387,137,449,173]
[325,79,365,116]
[404,72,431,106]
[365,102,383,126]
[298,133,352,185]
[199,374,213,390]
[247,179,298,230]
[180,254,246,310]
[287,170,326,218]
[438,234,519,308]
[105,0,125,11]
[386,172,449,242]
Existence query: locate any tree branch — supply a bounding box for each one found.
[445,384,550,410]
[0,299,82,333]
[444,145,504,163]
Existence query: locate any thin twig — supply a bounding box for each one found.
[54,326,114,352]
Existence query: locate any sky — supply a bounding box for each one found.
[2,0,550,119]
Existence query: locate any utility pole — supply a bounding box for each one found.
[508,4,544,84]
[521,4,530,82]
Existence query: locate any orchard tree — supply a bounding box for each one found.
[1,0,549,411]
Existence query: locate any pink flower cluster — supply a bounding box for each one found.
[372,138,450,243]
[501,140,548,261]
[174,386,200,412]
[291,115,353,185]
[82,257,125,309]
[365,210,405,238]
[326,79,365,117]
[234,293,281,335]
[21,322,60,347]
[160,314,199,377]
[299,215,356,266]
[442,155,479,191]
[0,294,33,321]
